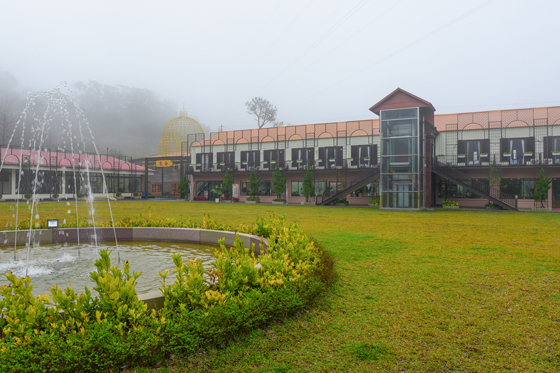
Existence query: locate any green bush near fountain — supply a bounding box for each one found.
[0,214,334,372]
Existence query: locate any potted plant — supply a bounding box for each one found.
[480,153,488,157]
[457,153,466,158]
[364,157,371,161]
[272,198,286,205]
[437,154,445,157]
[552,151,560,156]
[246,196,260,203]
[132,191,142,200]
[368,199,380,208]
[297,159,303,163]
[329,158,336,162]
[485,202,500,210]
[196,163,201,166]
[52,193,59,200]
[503,152,512,157]
[219,162,225,166]
[442,199,460,209]
[115,191,123,200]
[523,151,533,156]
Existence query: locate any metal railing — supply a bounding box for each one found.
[316,166,380,205]
[432,160,517,210]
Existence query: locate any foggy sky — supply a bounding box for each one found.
[1,0,558,137]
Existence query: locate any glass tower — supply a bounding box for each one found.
[380,107,424,209]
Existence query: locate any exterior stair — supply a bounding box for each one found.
[432,160,518,210]
[317,167,380,206]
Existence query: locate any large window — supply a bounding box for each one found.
[500,137,535,164]
[437,178,489,199]
[501,179,534,199]
[240,151,260,170]
[196,181,221,198]
[263,150,284,169]
[351,181,379,197]
[17,170,62,194]
[151,183,161,193]
[241,180,273,196]
[380,107,423,209]
[318,147,342,169]
[195,153,213,171]
[291,181,303,196]
[216,152,235,171]
[457,139,490,165]
[544,136,560,164]
[350,145,377,167]
[291,148,314,170]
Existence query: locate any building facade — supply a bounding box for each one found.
[0,148,149,200]
[146,89,560,210]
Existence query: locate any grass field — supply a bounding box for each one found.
[2,201,560,372]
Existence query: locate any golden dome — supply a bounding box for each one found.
[158,107,205,156]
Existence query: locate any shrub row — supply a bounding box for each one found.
[0,214,334,372]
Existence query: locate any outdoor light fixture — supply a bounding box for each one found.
[47,219,59,229]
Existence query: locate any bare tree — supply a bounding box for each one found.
[245,97,278,129]
[272,121,284,127]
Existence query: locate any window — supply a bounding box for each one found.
[151,183,162,193]
[217,152,235,171]
[241,180,250,196]
[170,183,178,194]
[350,181,379,197]
[258,180,273,196]
[314,181,326,196]
[291,148,314,169]
[350,145,377,167]
[501,179,534,199]
[291,181,303,196]
[543,136,560,163]
[263,150,284,169]
[437,179,489,199]
[240,151,260,170]
[318,147,342,169]
[0,170,10,194]
[500,137,535,164]
[457,139,489,165]
[196,181,222,198]
[195,153,213,171]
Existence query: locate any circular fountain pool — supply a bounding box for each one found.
[0,241,218,297]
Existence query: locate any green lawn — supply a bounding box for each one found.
[2,201,560,372]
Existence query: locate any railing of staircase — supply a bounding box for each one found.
[433,160,517,209]
[316,166,380,205]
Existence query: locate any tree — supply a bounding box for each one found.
[177,174,190,199]
[534,168,551,208]
[489,165,501,187]
[221,168,233,199]
[245,97,277,129]
[302,163,315,202]
[272,163,286,199]
[248,168,262,197]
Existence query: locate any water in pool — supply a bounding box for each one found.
[0,241,218,297]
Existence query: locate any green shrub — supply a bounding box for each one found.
[442,199,460,207]
[24,192,32,200]
[0,214,332,371]
[368,199,380,205]
[246,196,260,202]
[52,193,59,199]
[115,192,122,197]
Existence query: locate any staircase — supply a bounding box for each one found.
[432,160,518,210]
[317,167,380,206]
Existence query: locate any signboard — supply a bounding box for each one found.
[232,184,239,198]
[204,191,209,199]
[156,160,173,167]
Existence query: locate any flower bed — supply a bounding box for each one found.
[0,214,333,371]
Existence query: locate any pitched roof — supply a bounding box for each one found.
[369,87,436,114]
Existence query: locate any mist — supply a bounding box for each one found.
[0,71,215,158]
